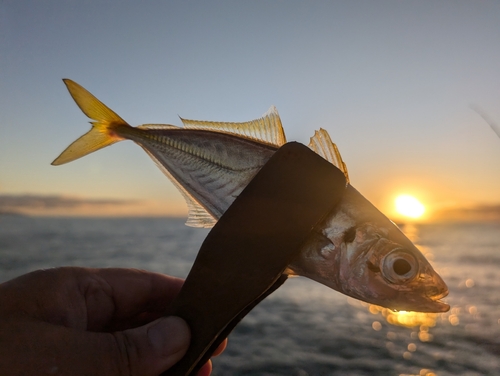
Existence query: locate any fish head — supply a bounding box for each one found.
[292,184,449,313]
[337,223,450,313]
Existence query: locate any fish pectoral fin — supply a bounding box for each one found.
[52,80,130,165]
[308,128,350,183]
[180,105,286,147]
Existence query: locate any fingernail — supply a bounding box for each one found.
[148,316,190,358]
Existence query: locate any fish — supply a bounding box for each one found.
[52,79,449,313]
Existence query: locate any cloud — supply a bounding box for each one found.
[0,194,141,216]
[0,194,138,209]
[0,194,187,217]
[4,195,497,221]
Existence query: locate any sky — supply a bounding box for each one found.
[1,1,499,221]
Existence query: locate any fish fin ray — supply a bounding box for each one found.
[141,148,217,228]
[180,106,286,147]
[308,128,350,183]
[184,199,218,228]
[137,124,180,130]
[52,79,130,165]
[51,125,119,165]
[62,79,127,124]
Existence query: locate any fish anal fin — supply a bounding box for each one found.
[141,148,217,228]
[308,128,350,183]
[180,106,286,147]
[184,199,218,228]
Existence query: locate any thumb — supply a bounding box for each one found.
[113,316,191,375]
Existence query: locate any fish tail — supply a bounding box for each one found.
[51,79,131,166]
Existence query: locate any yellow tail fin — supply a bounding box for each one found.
[51,79,130,166]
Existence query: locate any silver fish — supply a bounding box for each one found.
[52,79,449,313]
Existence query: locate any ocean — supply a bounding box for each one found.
[0,216,499,375]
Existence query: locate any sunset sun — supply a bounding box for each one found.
[395,194,425,219]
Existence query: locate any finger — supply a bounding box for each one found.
[105,310,164,332]
[0,267,185,331]
[91,268,184,314]
[193,339,227,376]
[211,339,228,357]
[83,268,184,330]
[1,316,190,376]
[112,316,191,375]
[196,360,212,376]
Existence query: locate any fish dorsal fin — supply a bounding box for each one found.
[308,128,350,183]
[180,106,286,147]
[141,148,217,228]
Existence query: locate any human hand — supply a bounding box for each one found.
[0,267,225,376]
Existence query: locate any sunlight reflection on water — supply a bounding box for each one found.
[345,221,499,376]
[1,217,499,375]
[361,223,441,348]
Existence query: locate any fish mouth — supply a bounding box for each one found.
[431,289,449,301]
[386,271,450,313]
[390,293,450,313]
[426,290,450,312]
[398,282,450,313]
[426,299,450,312]
[421,268,450,312]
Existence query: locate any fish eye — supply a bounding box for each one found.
[381,249,418,284]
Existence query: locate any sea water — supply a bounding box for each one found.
[0,216,499,375]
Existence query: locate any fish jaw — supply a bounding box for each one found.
[289,184,449,313]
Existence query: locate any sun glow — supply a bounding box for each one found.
[395,195,425,219]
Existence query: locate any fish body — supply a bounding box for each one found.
[53,79,449,312]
